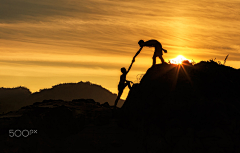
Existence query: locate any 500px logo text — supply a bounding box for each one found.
[9,129,38,137]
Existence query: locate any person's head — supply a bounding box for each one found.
[121,67,127,74]
[138,40,144,47]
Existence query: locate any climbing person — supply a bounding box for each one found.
[114,47,143,109]
[138,39,167,66]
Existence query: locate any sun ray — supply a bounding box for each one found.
[169,55,193,90]
[171,64,181,90]
[180,63,193,86]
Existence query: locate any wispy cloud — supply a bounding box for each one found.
[1,0,240,95]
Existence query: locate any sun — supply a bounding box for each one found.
[169,55,191,64]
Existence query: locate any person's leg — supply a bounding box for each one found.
[126,81,132,89]
[152,54,157,66]
[159,55,165,64]
[114,89,124,109]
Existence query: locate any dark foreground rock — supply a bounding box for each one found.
[0,99,144,153]
[118,62,240,153]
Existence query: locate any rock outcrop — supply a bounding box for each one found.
[119,61,240,153]
[0,98,145,153]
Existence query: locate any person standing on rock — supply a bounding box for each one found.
[138,39,167,66]
[114,47,143,109]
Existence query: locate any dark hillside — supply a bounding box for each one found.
[0,99,144,153]
[119,61,240,153]
[28,81,124,107]
[0,87,31,113]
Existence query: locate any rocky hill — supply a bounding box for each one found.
[118,61,240,153]
[28,81,124,108]
[0,81,124,114]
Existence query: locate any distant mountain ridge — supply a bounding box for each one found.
[0,86,31,114]
[0,81,124,114]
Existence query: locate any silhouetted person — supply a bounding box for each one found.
[138,39,167,66]
[114,47,143,109]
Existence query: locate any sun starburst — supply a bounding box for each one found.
[169,55,191,64]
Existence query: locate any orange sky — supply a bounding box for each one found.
[1,0,240,99]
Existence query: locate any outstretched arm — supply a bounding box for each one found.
[126,47,143,74]
[133,46,143,59]
[162,48,167,53]
[126,60,134,74]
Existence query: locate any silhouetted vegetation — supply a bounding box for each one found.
[182,60,192,65]
[224,54,229,65]
[200,55,230,66]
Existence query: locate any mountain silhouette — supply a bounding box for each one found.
[0,81,124,114]
[118,61,240,153]
[0,87,31,114]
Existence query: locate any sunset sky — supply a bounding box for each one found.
[1,0,240,99]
